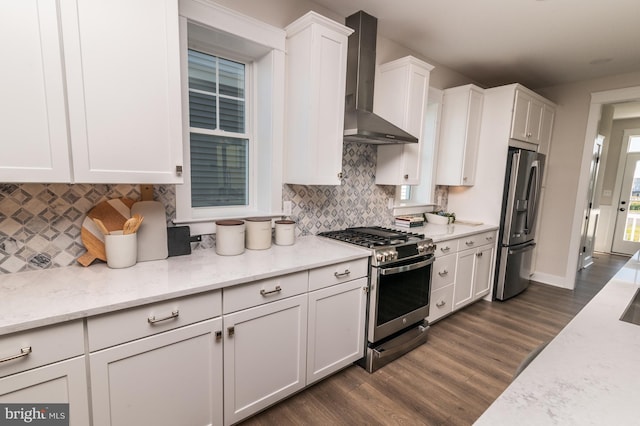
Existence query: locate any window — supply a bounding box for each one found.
[188,50,249,208]
[175,1,286,235]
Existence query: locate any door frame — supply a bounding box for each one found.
[572,86,640,282]
[611,131,640,254]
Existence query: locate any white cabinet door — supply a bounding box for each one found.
[90,319,223,426]
[60,0,183,183]
[374,56,433,185]
[307,277,367,384]
[0,0,71,182]
[223,294,307,425]
[436,84,484,186]
[453,248,476,310]
[0,356,90,426]
[284,12,352,185]
[511,89,544,144]
[473,244,494,299]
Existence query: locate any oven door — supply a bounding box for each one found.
[368,255,434,343]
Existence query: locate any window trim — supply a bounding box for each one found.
[175,0,286,235]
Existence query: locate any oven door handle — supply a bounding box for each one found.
[379,257,434,276]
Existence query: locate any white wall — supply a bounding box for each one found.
[534,71,640,287]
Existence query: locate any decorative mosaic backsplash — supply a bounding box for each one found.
[0,184,175,274]
[0,142,448,274]
[283,142,396,235]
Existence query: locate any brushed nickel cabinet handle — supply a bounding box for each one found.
[438,269,449,277]
[0,346,32,364]
[228,326,235,337]
[215,331,222,342]
[260,285,282,296]
[477,252,483,258]
[440,246,450,253]
[334,269,351,278]
[436,300,446,308]
[465,241,475,246]
[148,310,179,324]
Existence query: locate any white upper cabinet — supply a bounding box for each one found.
[0,0,71,182]
[374,56,433,185]
[510,89,544,144]
[0,0,183,184]
[61,0,183,183]
[284,12,353,185]
[436,84,484,186]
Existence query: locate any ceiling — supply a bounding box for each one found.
[311,0,640,90]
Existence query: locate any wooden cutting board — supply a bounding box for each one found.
[77,198,135,266]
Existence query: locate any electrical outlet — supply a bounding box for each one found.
[283,201,292,216]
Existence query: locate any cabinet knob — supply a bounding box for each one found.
[215,331,222,342]
[477,252,483,258]
[176,165,183,176]
[404,174,409,179]
[227,326,235,337]
[338,172,343,179]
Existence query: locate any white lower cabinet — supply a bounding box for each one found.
[430,230,497,321]
[223,294,307,426]
[88,291,224,426]
[0,357,90,425]
[0,320,90,426]
[307,277,367,384]
[90,319,223,426]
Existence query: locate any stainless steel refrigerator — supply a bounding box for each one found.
[494,146,545,301]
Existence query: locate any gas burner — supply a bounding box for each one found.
[318,226,434,266]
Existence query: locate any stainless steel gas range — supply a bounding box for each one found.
[318,227,435,372]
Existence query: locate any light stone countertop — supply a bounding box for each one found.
[474,251,640,425]
[0,236,370,336]
[394,222,499,243]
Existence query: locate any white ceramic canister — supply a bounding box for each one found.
[274,220,296,246]
[245,217,272,250]
[215,220,245,256]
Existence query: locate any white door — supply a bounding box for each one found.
[612,152,640,254]
[90,319,223,426]
[223,295,307,425]
[307,278,367,384]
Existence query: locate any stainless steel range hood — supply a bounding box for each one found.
[343,11,418,144]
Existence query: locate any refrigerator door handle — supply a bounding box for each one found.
[525,160,541,234]
[508,242,536,255]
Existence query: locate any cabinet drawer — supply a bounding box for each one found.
[432,253,456,291]
[459,231,497,250]
[87,290,222,352]
[223,271,308,314]
[0,320,84,378]
[428,285,454,323]
[435,239,459,256]
[309,258,369,291]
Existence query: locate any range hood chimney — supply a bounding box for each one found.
[343,11,418,144]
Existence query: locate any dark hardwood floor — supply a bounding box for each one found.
[240,253,629,426]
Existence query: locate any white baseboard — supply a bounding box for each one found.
[531,271,574,289]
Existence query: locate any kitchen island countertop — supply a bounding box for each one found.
[475,251,640,425]
[0,236,370,336]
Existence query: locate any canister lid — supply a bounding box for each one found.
[245,217,271,222]
[275,220,295,225]
[215,220,244,226]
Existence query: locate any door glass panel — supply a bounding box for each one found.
[623,160,640,242]
[627,136,640,153]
